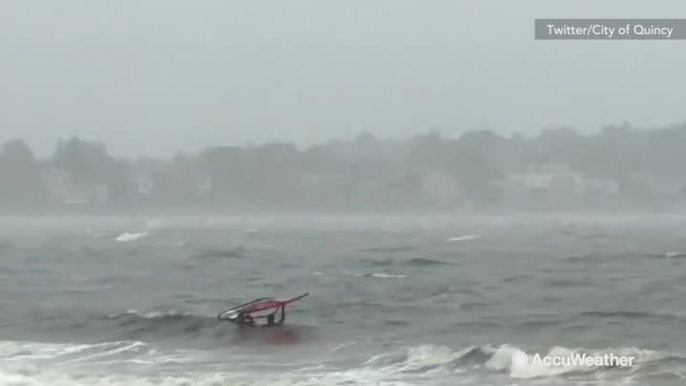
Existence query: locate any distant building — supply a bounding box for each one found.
[300,172,348,188]
[628,171,686,199]
[42,168,70,205]
[498,164,624,207]
[500,164,582,196]
[580,177,620,196]
[418,169,465,206]
[194,173,213,198]
[133,175,154,196]
[41,168,109,205]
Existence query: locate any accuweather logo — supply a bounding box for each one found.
[511,350,635,368]
[511,350,530,367]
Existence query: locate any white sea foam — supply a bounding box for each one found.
[486,344,666,379]
[314,271,406,279]
[352,272,407,279]
[358,343,676,383]
[368,273,407,279]
[115,232,149,242]
[447,235,480,242]
[0,340,680,386]
[0,340,148,362]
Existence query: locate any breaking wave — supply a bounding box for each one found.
[363,343,684,382]
[358,257,451,268]
[1,338,684,385]
[100,310,240,343]
[15,309,320,349]
[403,257,452,266]
[359,245,416,254]
[447,235,480,242]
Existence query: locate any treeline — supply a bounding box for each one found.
[1,121,686,213]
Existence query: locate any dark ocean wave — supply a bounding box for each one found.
[363,343,686,380]
[543,277,600,288]
[91,310,230,343]
[192,247,248,259]
[358,257,394,268]
[578,310,686,323]
[403,257,452,266]
[5,309,321,348]
[359,245,416,254]
[358,256,451,268]
[102,310,297,343]
[493,310,686,331]
[645,251,686,259]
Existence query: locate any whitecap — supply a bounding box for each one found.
[115,232,149,242]
[447,235,480,242]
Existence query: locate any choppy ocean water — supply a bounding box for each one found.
[1,214,686,386]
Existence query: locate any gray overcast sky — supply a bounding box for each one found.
[1,1,685,157]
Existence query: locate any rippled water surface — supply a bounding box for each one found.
[1,214,685,385]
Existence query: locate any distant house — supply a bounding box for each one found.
[128,158,164,198]
[42,168,69,204]
[194,172,213,198]
[133,175,154,196]
[168,168,214,200]
[628,171,686,199]
[500,164,582,196]
[499,164,623,206]
[66,184,108,205]
[42,168,109,205]
[418,169,465,206]
[580,177,620,196]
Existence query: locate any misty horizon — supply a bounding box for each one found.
[3,120,686,216]
[3,1,686,157]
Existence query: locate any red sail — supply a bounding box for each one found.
[243,293,309,314]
